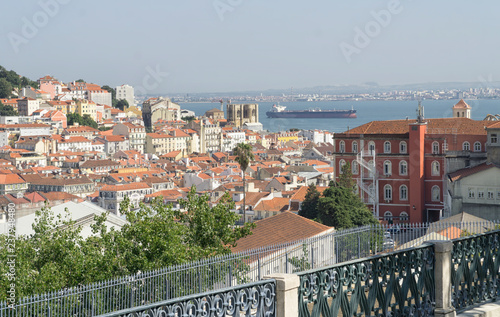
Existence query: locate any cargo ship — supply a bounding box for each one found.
[266,104,357,118]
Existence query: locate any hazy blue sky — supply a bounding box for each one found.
[1,0,499,93]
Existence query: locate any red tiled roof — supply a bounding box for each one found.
[100,182,151,192]
[232,212,332,253]
[453,99,471,109]
[448,162,497,182]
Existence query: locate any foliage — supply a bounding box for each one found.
[299,184,321,220]
[98,126,112,131]
[460,229,474,237]
[288,243,311,273]
[0,101,18,116]
[115,99,129,111]
[181,115,196,122]
[317,186,378,229]
[75,79,86,83]
[67,112,98,129]
[0,187,254,300]
[0,78,12,98]
[233,143,255,223]
[338,162,355,189]
[0,65,38,89]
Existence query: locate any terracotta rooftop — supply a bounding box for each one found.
[343,118,496,135]
[448,162,497,182]
[232,212,333,253]
[453,99,471,109]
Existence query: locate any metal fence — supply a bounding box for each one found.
[1,219,498,316]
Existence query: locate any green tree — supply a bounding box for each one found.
[0,78,12,98]
[233,143,254,224]
[317,185,378,229]
[67,113,98,129]
[75,79,86,83]
[0,101,18,116]
[338,162,355,189]
[299,184,321,220]
[0,187,254,299]
[115,99,129,111]
[102,85,116,102]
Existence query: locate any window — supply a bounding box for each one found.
[488,190,494,200]
[352,141,358,153]
[478,189,484,199]
[384,160,392,176]
[368,141,375,155]
[399,212,409,221]
[463,141,470,151]
[339,140,345,153]
[468,188,475,199]
[384,141,391,153]
[352,161,359,175]
[384,184,392,200]
[491,134,498,144]
[339,159,346,174]
[431,186,440,201]
[399,161,407,175]
[431,161,440,176]
[432,142,439,154]
[474,142,481,152]
[400,185,408,200]
[400,141,407,154]
[384,211,393,221]
[368,160,375,177]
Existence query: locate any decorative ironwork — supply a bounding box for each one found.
[99,280,276,317]
[451,230,500,311]
[298,245,435,317]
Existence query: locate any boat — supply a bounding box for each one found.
[266,104,357,118]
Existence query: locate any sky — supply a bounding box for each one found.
[1,0,499,94]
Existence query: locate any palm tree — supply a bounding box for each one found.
[233,143,254,224]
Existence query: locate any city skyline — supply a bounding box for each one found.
[1,1,500,94]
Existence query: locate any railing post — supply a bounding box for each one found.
[263,274,300,317]
[433,241,456,317]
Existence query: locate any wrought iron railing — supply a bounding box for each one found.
[1,220,498,316]
[297,244,436,317]
[451,229,500,311]
[97,279,276,317]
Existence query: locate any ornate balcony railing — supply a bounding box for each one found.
[98,279,276,317]
[451,229,500,311]
[298,244,435,317]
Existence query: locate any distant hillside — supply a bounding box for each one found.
[0,66,39,98]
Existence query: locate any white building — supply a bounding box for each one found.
[116,84,135,107]
[17,97,40,116]
[113,122,146,154]
[222,128,246,152]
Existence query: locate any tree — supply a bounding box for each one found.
[75,79,86,83]
[67,113,98,129]
[115,99,129,111]
[233,143,254,224]
[0,187,254,299]
[317,185,378,229]
[0,101,18,116]
[299,184,321,220]
[338,162,355,189]
[102,85,116,101]
[0,78,12,98]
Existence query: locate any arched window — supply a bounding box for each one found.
[399,161,407,175]
[431,161,440,176]
[339,159,346,174]
[463,141,470,151]
[432,185,440,201]
[352,141,358,153]
[432,141,439,154]
[384,141,391,154]
[352,161,359,175]
[399,212,409,221]
[400,185,408,200]
[400,141,407,154]
[384,184,392,200]
[368,141,375,154]
[384,160,392,176]
[474,141,481,152]
[384,211,393,221]
[339,140,345,153]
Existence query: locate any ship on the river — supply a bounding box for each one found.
[266,104,357,119]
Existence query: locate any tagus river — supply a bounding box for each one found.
[179,99,500,133]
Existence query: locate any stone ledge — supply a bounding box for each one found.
[458,301,500,317]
